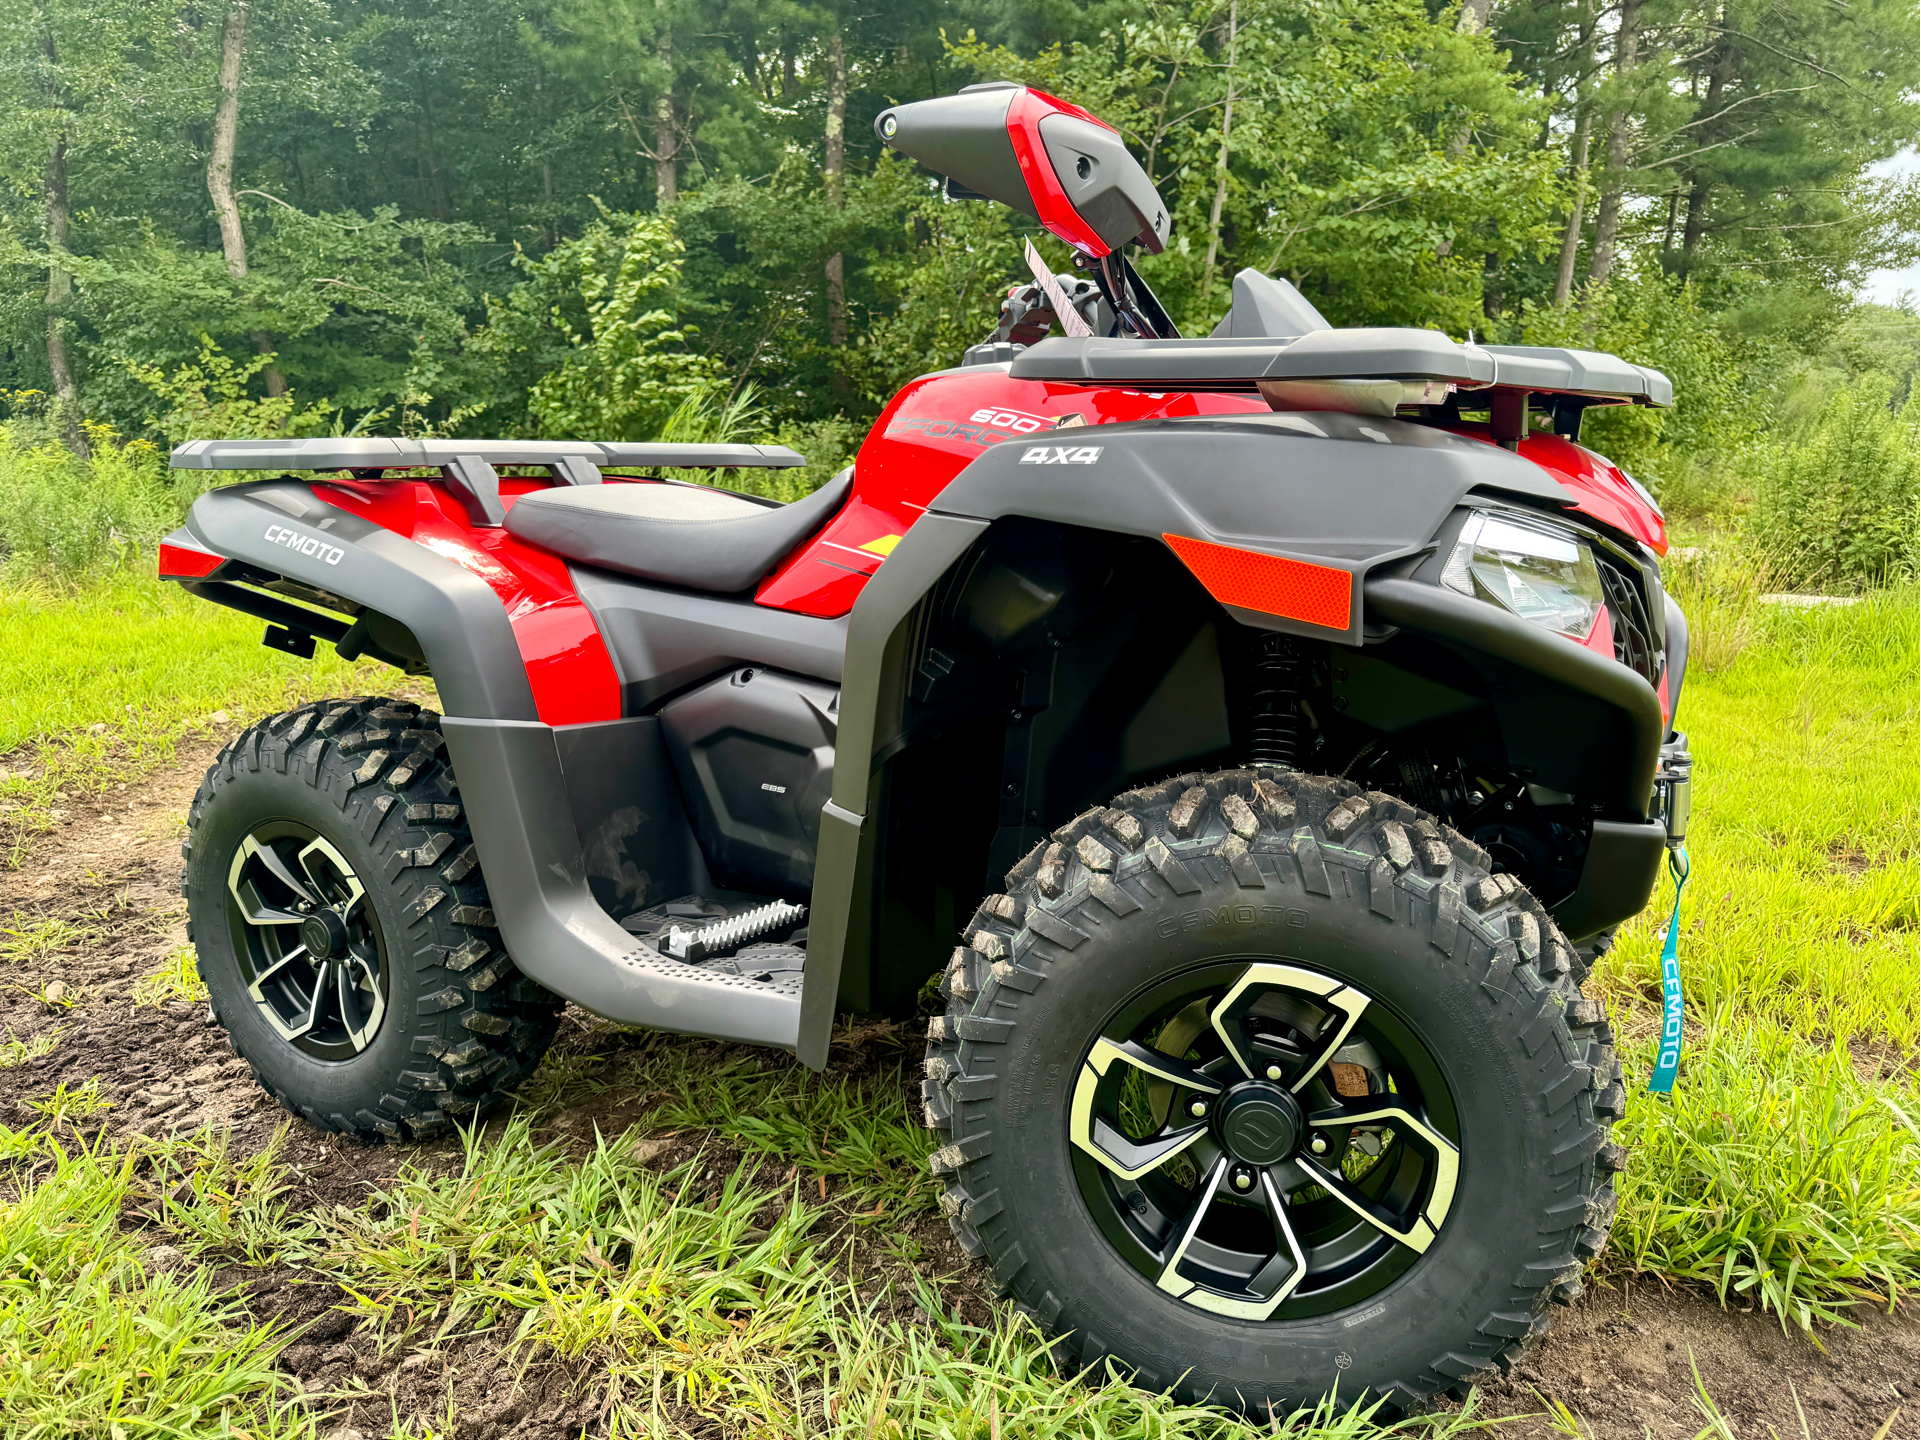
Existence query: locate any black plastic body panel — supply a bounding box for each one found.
[571,565,847,712]
[1553,819,1668,942]
[929,410,1573,559]
[442,718,801,1045]
[923,410,1574,648]
[1363,576,1664,820]
[801,424,1673,1063]
[661,668,838,899]
[874,87,1030,218]
[1663,593,1690,731]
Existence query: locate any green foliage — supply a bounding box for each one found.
[851,164,1029,403]
[1747,377,1919,590]
[1506,270,1756,497]
[0,417,187,578]
[951,0,1562,337]
[483,206,719,441]
[1594,579,1919,1329]
[1611,1018,1919,1331]
[123,338,330,445]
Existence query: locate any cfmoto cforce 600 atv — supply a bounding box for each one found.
[164,83,1691,1415]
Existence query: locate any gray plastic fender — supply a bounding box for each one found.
[797,413,1666,1064]
[179,481,806,1049]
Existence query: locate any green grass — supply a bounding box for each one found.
[0,560,1914,1436]
[1591,580,1919,1331]
[0,1126,310,1439]
[0,572,416,867]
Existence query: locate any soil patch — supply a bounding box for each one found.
[3,738,1915,1439]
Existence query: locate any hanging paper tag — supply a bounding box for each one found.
[1024,239,1094,338]
[1647,846,1689,1095]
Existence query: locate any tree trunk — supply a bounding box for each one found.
[42,132,86,457]
[1585,0,1643,288]
[208,2,249,279]
[1200,0,1238,307]
[1456,0,1494,35]
[1551,107,1592,305]
[207,1,286,397]
[654,1,677,207]
[824,30,848,353]
[1678,179,1710,268]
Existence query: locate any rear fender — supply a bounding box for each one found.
[176,480,806,1050]
[180,480,538,721]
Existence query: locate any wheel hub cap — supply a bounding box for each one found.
[1216,1082,1302,1165]
[1068,960,1461,1320]
[299,910,349,960]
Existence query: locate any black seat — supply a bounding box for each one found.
[505,467,854,594]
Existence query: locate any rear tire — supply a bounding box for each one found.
[182,697,563,1143]
[924,768,1625,1415]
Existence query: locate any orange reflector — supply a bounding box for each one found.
[1163,533,1353,631]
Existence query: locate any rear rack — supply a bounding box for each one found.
[168,437,807,528]
[170,437,804,473]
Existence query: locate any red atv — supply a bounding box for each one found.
[163,84,1691,1415]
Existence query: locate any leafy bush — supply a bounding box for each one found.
[0,415,197,580]
[480,207,720,443]
[1507,270,1757,505]
[1748,373,1918,590]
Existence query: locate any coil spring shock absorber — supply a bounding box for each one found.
[1246,633,1307,767]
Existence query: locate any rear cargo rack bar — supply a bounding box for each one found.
[169,437,808,529]
[169,437,806,473]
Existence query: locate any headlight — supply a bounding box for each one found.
[1441,511,1605,640]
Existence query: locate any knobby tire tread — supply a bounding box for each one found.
[183,697,562,1144]
[923,766,1624,1413]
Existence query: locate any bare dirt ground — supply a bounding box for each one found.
[2,732,1914,1441]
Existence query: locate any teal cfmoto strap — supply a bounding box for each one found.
[1647,845,1689,1095]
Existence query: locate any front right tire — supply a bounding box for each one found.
[924,767,1625,1415]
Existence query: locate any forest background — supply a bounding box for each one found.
[0,0,1916,587]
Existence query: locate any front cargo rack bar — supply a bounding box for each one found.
[1009,331,1672,407]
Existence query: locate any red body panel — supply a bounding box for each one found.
[315,478,623,726]
[757,371,1668,619]
[755,371,1267,616]
[1007,88,1117,258]
[1512,432,1668,556]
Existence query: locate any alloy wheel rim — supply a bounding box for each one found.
[225,822,388,1061]
[1069,959,1460,1321]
